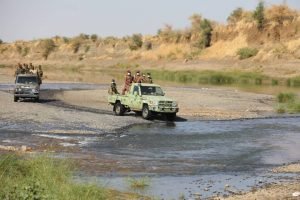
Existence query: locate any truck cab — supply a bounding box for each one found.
[14,74,40,102]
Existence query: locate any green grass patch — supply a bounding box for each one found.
[237,47,259,60]
[148,70,267,86]
[0,154,107,200]
[287,76,300,87]
[126,177,150,190]
[276,92,300,114]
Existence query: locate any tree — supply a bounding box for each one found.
[129,34,143,50]
[200,19,213,48]
[227,7,244,23]
[253,1,265,30]
[91,34,98,42]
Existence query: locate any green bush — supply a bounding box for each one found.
[277,92,296,103]
[129,34,143,50]
[0,155,107,200]
[0,39,3,44]
[144,41,152,50]
[199,19,213,48]
[253,1,265,30]
[237,47,258,59]
[227,7,244,23]
[90,34,98,42]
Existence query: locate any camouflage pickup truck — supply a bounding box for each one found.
[14,74,40,102]
[108,83,179,121]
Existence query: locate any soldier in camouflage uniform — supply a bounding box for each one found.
[37,65,43,85]
[14,63,22,76]
[146,73,153,83]
[108,79,119,95]
[122,70,133,95]
[133,70,142,83]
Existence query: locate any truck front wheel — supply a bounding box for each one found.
[142,105,152,120]
[114,102,125,116]
[14,96,19,102]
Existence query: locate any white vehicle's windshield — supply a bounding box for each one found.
[17,76,38,84]
[140,86,164,96]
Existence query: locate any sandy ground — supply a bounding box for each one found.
[54,86,275,120]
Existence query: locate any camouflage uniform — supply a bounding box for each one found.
[146,73,153,83]
[133,71,142,83]
[122,70,133,95]
[37,65,43,85]
[108,79,119,94]
[14,63,22,76]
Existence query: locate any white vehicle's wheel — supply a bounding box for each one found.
[142,104,152,120]
[114,102,125,116]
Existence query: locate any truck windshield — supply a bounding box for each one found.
[140,86,164,96]
[17,76,38,84]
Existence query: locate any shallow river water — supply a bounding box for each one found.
[1,117,300,199]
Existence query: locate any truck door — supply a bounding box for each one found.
[131,85,142,110]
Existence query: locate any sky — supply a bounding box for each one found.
[0,0,299,42]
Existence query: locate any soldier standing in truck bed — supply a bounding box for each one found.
[15,63,22,76]
[133,70,142,83]
[146,73,153,83]
[37,65,43,85]
[108,79,119,95]
[122,70,133,95]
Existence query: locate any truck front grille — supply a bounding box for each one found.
[158,101,173,107]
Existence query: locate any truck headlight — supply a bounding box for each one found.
[149,100,158,106]
[172,101,178,107]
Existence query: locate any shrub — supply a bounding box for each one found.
[277,92,296,103]
[71,38,83,53]
[253,1,265,30]
[237,47,258,59]
[227,7,244,23]
[129,34,143,50]
[199,19,213,48]
[143,41,152,50]
[62,37,70,43]
[16,45,22,54]
[22,47,30,57]
[0,155,107,200]
[79,33,89,40]
[41,39,56,60]
[0,39,3,44]
[90,34,98,42]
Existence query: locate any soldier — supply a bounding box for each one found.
[37,65,43,85]
[133,70,142,83]
[122,70,133,95]
[24,63,30,74]
[29,63,37,74]
[15,63,22,76]
[108,79,119,95]
[146,73,153,83]
[141,73,146,83]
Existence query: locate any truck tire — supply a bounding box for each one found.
[166,113,176,121]
[35,97,39,102]
[14,96,19,102]
[114,102,125,116]
[142,104,152,120]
